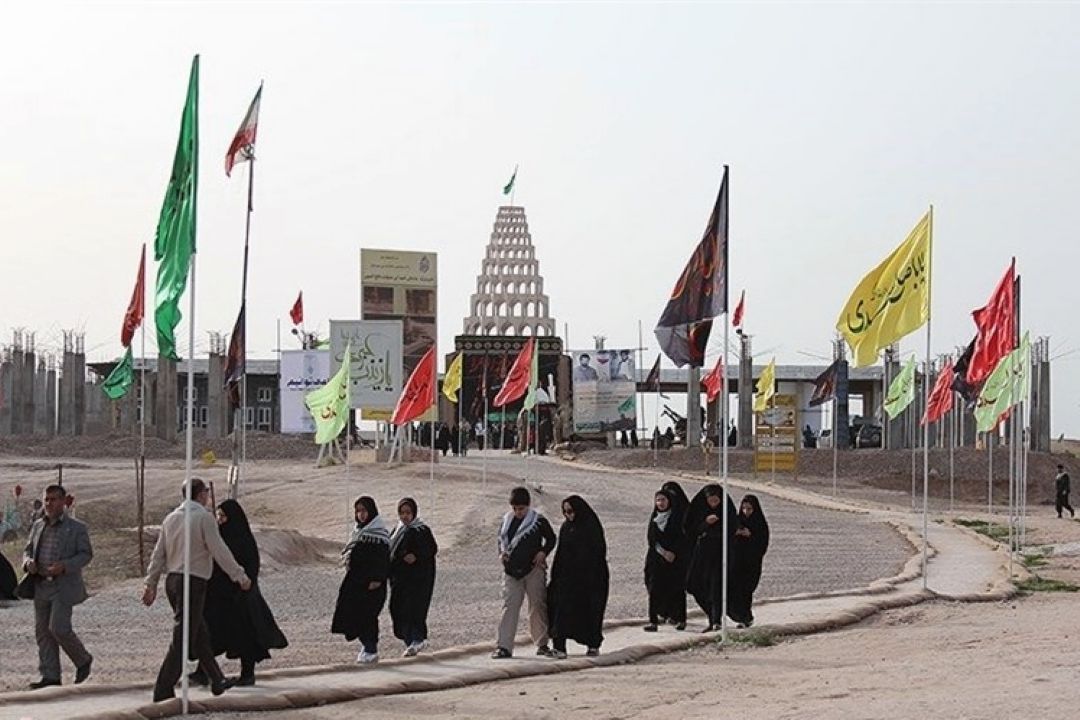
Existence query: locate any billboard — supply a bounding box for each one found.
[754,392,799,473]
[280,350,331,434]
[329,319,404,411]
[571,349,637,433]
[361,249,437,421]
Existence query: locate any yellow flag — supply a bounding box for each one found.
[836,210,932,367]
[753,358,776,413]
[443,351,463,403]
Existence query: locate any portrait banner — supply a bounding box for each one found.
[571,349,637,433]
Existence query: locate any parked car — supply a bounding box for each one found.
[852,423,882,448]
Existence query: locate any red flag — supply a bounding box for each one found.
[289,291,304,326]
[922,359,955,425]
[493,338,535,408]
[391,346,436,426]
[732,290,745,329]
[701,355,724,402]
[225,84,262,177]
[120,244,146,348]
[967,260,1015,386]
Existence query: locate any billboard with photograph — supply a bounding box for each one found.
[361,249,438,421]
[329,319,404,411]
[571,349,637,433]
[280,350,331,434]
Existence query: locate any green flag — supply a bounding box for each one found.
[502,165,517,196]
[884,355,917,418]
[154,55,200,360]
[618,395,635,414]
[975,332,1030,432]
[523,340,540,410]
[305,344,351,444]
[102,347,135,400]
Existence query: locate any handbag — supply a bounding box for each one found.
[15,573,35,600]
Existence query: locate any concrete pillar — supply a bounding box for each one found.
[45,363,57,436]
[1030,338,1051,452]
[206,352,229,438]
[0,354,12,435]
[156,355,178,441]
[835,360,851,450]
[72,351,86,435]
[737,334,752,449]
[10,348,24,434]
[21,350,35,433]
[34,359,48,434]
[686,367,701,448]
[59,351,74,435]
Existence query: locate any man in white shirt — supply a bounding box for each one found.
[142,478,251,702]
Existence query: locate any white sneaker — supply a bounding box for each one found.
[413,639,428,653]
[403,645,418,658]
[356,651,379,664]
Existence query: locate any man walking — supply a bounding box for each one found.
[22,484,94,689]
[491,486,557,659]
[142,478,251,702]
[1056,464,1075,519]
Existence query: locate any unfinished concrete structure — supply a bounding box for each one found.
[462,205,556,337]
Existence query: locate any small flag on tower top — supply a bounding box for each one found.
[290,291,304,326]
[225,83,262,177]
[502,165,518,196]
[732,290,745,330]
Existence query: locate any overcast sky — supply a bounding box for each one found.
[2,3,1078,434]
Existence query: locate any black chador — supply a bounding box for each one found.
[643,486,688,630]
[548,495,609,655]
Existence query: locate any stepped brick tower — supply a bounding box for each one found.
[463,206,556,337]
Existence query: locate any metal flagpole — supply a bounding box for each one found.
[721,315,730,643]
[832,393,838,498]
[921,205,933,591]
[988,432,993,515]
[949,397,956,512]
[138,248,147,575]
[482,351,489,489]
[911,395,917,512]
[236,155,255,497]
[181,249,197,716]
[637,320,644,449]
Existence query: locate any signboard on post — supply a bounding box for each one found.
[571,349,637,433]
[279,350,331,434]
[754,392,799,474]
[361,249,438,421]
[329,319,404,412]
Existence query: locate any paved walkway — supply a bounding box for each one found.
[0,461,1017,720]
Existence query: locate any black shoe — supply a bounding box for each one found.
[536,645,554,657]
[75,657,93,685]
[586,648,600,657]
[28,678,61,690]
[491,647,512,659]
[187,670,209,687]
[675,622,687,631]
[235,674,255,687]
[153,690,176,703]
[211,678,236,696]
[643,624,658,632]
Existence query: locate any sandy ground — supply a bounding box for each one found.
[215,593,1079,720]
[0,451,908,693]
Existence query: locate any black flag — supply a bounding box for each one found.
[951,335,980,403]
[224,304,246,407]
[654,167,729,367]
[809,360,840,407]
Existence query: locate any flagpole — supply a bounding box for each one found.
[988,432,993,516]
[482,350,488,489]
[832,393,838,498]
[949,395,956,512]
[720,314,730,644]
[138,246,147,575]
[921,205,932,591]
[181,245,197,717]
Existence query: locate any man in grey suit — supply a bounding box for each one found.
[22,484,93,689]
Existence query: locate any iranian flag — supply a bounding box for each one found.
[225,84,262,177]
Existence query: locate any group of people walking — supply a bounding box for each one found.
[645,482,770,632]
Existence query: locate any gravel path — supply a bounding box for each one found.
[0,453,909,692]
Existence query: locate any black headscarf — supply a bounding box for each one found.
[685,483,738,538]
[216,499,259,580]
[661,481,690,517]
[561,495,606,558]
[738,494,770,555]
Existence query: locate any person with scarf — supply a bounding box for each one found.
[388,497,438,657]
[643,486,688,632]
[729,494,769,628]
[331,496,390,663]
[684,483,739,631]
[491,486,557,659]
[547,495,609,658]
[193,500,287,687]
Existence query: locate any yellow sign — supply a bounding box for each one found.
[754,393,798,474]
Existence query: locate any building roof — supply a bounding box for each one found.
[86,357,282,379]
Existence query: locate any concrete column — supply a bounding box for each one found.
[45,364,57,436]
[156,355,178,442]
[10,348,24,434]
[835,360,851,450]
[72,352,86,435]
[33,359,48,434]
[206,353,229,438]
[884,352,903,450]
[737,334,752,449]
[59,351,73,435]
[21,350,35,433]
[686,367,701,448]
[0,356,12,435]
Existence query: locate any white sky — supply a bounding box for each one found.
[1,3,1078,434]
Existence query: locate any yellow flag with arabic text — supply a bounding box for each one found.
[753,358,776,413]
[836,210,932,367]
[443,351,463,403]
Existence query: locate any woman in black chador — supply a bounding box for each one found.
[643,486,688,632]
[685,483,739,631]
[547,495,609,658]
[388,497,438,657]
[332,496,391,664]
[0,550,17,600]
[197,500,287,687]
[730,494,769,628]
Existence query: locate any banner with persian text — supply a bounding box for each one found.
[329,319,404,412]
[280,350,330,434]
